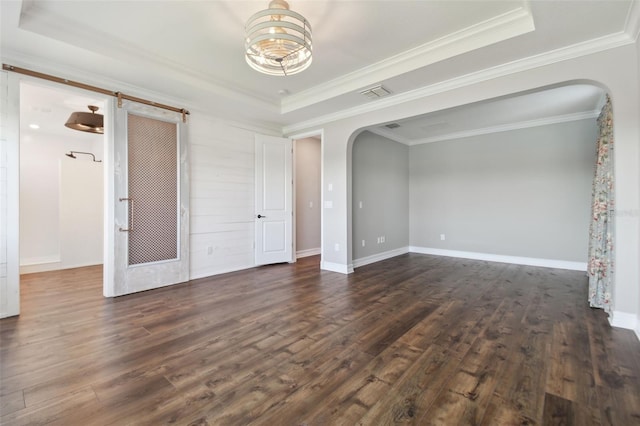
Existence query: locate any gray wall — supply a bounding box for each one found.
[409,119,598,262]
[352,131,409,260]
[295,137,321,254]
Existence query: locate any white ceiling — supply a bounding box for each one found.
[369,84,605,145]
[19,81,104,149]
[2,0,637,136]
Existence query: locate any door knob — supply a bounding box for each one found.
[257,214,266,218]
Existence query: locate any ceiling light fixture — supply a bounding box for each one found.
[64,105,104,134]
[245,0,312,76]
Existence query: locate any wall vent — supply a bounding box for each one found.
[385,123,400,129]
[360,85,392,99]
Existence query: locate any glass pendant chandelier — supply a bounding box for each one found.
[245,0,312,76]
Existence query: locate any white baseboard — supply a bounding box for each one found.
[20,260,102,275]
[353,246,410,269]
[20,255,61,274]
[20,255,61,266]
[609,310,640,337]
[190,263,255,280]
[321,261,353,274]
[20,263,58,274]
[409,246,587,271]
[296,248,321,259]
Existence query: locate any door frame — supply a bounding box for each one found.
[2,72,112,317]
[254,134,294,265]
[290,129,324,264]
[2,71,20,318]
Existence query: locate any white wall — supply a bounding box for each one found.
[352,131,409,264]
[19,133,103,273]
[20,136,60,264]
[59,159,103,269]
[188,112,257,279]
[0,71,20,318]
[295,137,321,257]
[0,71,10,316]
[409,119,597,264]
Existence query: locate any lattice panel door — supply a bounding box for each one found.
[127,113,178,266]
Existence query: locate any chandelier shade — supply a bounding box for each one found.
[245,0,312,76]
[64,105,104,134]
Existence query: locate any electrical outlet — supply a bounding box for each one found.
[381,236,385,243]
[440,234,445,241]
[334,243,340,251]
[362,240,365,247]
[377,237,381,244]
[359,201,363,209]
[207,246,213,255]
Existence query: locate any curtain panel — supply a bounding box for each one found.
[587,95,614,314]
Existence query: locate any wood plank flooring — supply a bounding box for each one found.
[1,254,639,425]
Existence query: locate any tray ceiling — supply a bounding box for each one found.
[2,1,637,130]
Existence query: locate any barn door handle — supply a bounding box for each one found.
[257,214,266,219]
[119,197,133,232]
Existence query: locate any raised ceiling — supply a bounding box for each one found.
[369,84,606,145]
[1,1,638,132]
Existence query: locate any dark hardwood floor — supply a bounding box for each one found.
[1,254,639,425]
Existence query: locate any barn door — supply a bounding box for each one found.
[112,101,189,296]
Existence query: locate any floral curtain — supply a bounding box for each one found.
[588,95,614,314]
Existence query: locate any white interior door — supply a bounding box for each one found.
[111,101,189,296]
[255,134,293,265]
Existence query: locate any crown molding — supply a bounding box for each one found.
[366,110,599,146]
[281,4,535,114]
[407,110,600,146]
[624,0,640,41]
[289,128,323,141]
[17,1,279,113]
[2,49,191,107]
[2,50,283,136]
[365,127,411,145]
[283,30,633,135]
